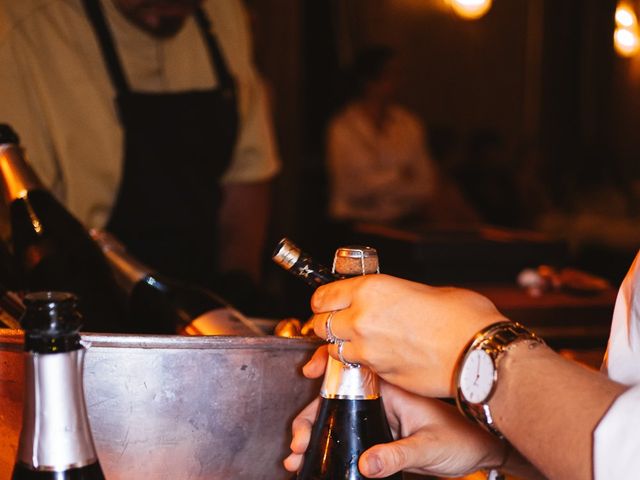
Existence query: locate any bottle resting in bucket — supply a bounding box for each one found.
[12,291,105,479]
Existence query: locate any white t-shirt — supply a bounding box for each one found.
[595,251,640,478]
[0,0,280,228]
[326,103,437,223]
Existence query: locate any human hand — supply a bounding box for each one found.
[283,347,506,477]
[312,274,507,397]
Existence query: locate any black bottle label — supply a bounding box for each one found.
[12,461,105,480]
[298,398,403,480]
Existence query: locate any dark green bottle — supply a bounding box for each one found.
[274,242,403,479]
[0,124,127,332]
[12,292,105,479]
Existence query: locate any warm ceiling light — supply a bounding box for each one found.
[615,27,640,57]
[448,0,493,20]
[616,6,636,28]
[614,2,640,57]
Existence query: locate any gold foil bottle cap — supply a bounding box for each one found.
[333,246,379,276]
[274,318,303,338]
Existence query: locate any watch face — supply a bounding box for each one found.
[459,349,495,404]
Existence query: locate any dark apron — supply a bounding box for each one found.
[82,0,238,289]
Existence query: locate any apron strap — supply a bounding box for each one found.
[194,8,235,93]
[81,0,130,94]
[81,0,235,96]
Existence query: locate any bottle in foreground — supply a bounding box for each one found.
[12,292,105,479]
[90,229,262,335]
[273,240,402,479]
[0,124,127,332]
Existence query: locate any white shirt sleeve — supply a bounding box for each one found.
[216,0,280,184]
[595,250,640,478]
[594,384,640,479]
[0,30,63,198]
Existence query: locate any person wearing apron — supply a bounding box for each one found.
[80,0,267,322]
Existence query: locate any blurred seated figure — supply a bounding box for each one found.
[326,45,478,229]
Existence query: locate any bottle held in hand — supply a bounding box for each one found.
[91,229,263,335]
[0,124,127,332]
[272,238,340,288]
[12,292,105,479]
[273,240,402,479]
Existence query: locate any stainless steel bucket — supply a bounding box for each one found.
[0,330,321,479]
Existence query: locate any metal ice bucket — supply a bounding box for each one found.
[0,330,320,479]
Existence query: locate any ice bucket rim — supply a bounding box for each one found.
[0,328,321,351]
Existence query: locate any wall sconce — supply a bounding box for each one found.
[614,2,640,57]
[447,0,493,20]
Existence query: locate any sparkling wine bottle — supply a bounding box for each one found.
[273,240,403,479]
[0,238,16,286]
[0,124,127,332]
[90,229,263,335]
[0,284,24,329]
[272,238,340,288]
[12,291,105,479]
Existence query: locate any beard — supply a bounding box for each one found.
[116,0,203,38]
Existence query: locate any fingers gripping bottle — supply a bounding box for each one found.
[301,245,402,480]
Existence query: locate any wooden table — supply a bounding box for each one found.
[473,284,616,352]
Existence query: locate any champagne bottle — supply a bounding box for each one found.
[0,239,22,329]
[273,240,402,479]
[0,124,127,333]
[90,229,263,335]
[12,291,105,479]
[0,284,24,329]
[272,238,340,288]
[0,238,15,286]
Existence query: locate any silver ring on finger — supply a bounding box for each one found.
[337,339,359,368]
[325,311,338,344]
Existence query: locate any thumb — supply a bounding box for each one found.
[302,345,328,379]
[358,436,424,478]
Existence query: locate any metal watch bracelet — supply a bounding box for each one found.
[455,320,544,439]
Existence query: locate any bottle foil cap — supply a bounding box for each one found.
[333,246,379,276]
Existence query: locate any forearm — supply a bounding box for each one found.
[217,181,271,282]
[502,446,547,480]
[489,341,627,480]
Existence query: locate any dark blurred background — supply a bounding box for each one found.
[245,0,640,323]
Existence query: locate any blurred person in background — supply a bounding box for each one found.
[326,45,478,229]
[0,0,280,312]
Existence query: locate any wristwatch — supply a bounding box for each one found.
[455,321,543,438]
[486,468,505,480]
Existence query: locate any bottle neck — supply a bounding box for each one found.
[92,231,151,295]
[0,288,24,329]
[321,357,380,400]
[322,258,381,400]
[105,247,150,295]
[272,239,338,289]
[0,144,43,204]
[291,253,340,288]
[17,348,99,471]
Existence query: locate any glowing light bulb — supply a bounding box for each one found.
[616,6,636,28]
[614,27,640,57]
[449,0,493,20]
